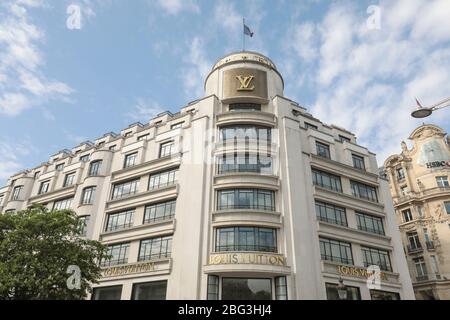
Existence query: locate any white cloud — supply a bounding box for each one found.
[0,140,33,181]
[126,98,167,122]
[156,0,200,15]
[0,0,73,116]
[181,37,211,99]
[284,0,450,163]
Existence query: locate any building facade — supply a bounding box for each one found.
[384,124,450,300]
[0,51,415,300]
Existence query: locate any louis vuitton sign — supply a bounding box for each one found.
[102,261,156,278]
[223,68,268,100]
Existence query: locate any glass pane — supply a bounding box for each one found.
[222,278,271,300]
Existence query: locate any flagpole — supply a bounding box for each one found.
[242,18,245,52]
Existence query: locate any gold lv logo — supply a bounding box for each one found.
[236,75,255,91]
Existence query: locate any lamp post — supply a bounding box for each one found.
[337,278,348,300]
[411,97,450,119]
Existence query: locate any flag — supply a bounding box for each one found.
[244,23,254,37]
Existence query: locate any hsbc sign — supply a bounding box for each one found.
[426,160,450,169]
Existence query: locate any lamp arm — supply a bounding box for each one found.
[430,97,450,111]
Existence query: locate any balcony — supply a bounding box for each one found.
[407,244,423,254]
[426,241,435,250]
[395,186,450,204]
[416,275,429,282]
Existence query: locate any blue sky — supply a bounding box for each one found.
[0,0,449,184]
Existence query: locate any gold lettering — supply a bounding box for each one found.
[236,75,255,91]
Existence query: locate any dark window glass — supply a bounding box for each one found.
[361,246,392,272]
[106,209,134,232]
[370,290,400,300]
[53,198,73,210]
[143,200,176,224]
[92,286,122,300]
[436,176,449,188]
[402,209,413,222]
[222,278,271,300]
[148,168,178,190]
[102,243,129,266]
[64,173,75,187]
[79,215,90,236]
[80,155,90,162]
[81,186,96,205]
[339,135,351,143]
[215,227,277,253]
[218,153,272,174]
[356,212,385,235]
[326,283,361,300]
[275,276,288,300]
[312,169,342,192]
[229,103,261,112]
[207,275,219,300]
[351,181,378,202]
[39,181,50,194]
[397,168,405,181]
[124,152,138,168]
[352,154,365,170]
[217,189,275,211]
[315,201,347,226]
[219,125,271,142]
[171,122,184,129]
[138,236,172,261]
[55,163,64,171]
[159,141,174,158]
[112,179,139,199]
[138,134,149,141]
[89,161,102,176]
[12,186,23,201]
[316,141,330,159]
[305,122,318,130]
[445,202,450,214]
[319,238,353,265]
[131,281,167,300]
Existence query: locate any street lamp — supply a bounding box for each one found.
[411,97,450,119]
[337,278,348,300]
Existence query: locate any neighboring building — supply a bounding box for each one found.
[384,124,450,300]
[0,51,414,300]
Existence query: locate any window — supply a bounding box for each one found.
[430,256,439,274]
[12,186,23,201]
[407,232,422,251]
[402,209,413,222]
[222,278,271,300]
[106,209,134,232]
[414,257,428,279]
[81,186,96,205]
[319,238,353,265]
[445,202,450,215]
[39,180,50,194]
[219,125,271,142]
[112,179,139,199]
[159,141,174,158]
[124,152,138,168]
[361,246,392,271]
[356,213,385,235]
[80,154,90,162]
[229,103,261,112]
[92,286,122,300]
[216,227,277,253]
[144,200,176,224]
[400,185,409,196]
[207,275,219,300]
[423,228,433,248]
[312,169,342,192]
[275,276,288,300]
[350,181,378,202]
[217,189,275,211]
[148,168,178,190]
[315,201,347,226]
[97,141,105,148]
[315,141,331,159]
[436,176,449,188]
[124,132,132,137]
[305,122,318,130]
[397,168,405,181]
[64,172,75,187]
[53,198,73,210]
[79,216,90,237]
[34,171,40,179]
[326,283,361,300]
[417,206,425,217]
[55,163,64,171]
[0,195,3,205]
[88,160,102,176]
[102,243,130,266]
[171,122,184,129]
[109,145,116,151]
[339,135,351,143]
[138,134,149,141]
[370,290,400,300]
[352,154,365,170]
[138,236,172,261]
[217,153,272,174]
[132,281,167,300]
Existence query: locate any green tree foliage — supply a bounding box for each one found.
[0,205,108,300]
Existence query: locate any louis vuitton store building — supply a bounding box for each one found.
[0,51,415,300]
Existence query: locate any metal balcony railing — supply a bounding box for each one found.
[407,243,423,253]
[426,241,435,250]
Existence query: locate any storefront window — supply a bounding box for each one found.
[325,283,361,300]
[275,276,288,300]
[370,290,400,300]
[92,285,122,300]
[207,275,219,300]
[131,281,167,300]
[222,278,272,300]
